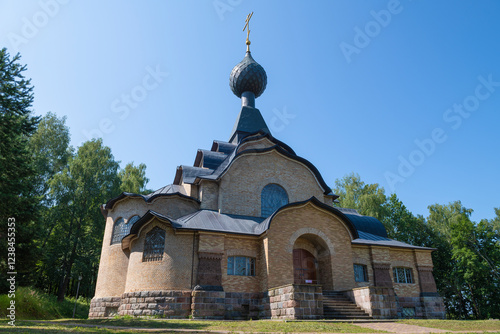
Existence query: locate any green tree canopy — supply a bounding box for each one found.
[119,162,150,194]
[28,112,72,202]
[0,48,40,291]
[333,172,387,221]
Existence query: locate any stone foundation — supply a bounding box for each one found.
[89,290,191,319]
[89,286,444,320]
[119,290,192,318]
[269,284,323,320]
[191,289,226,319]
[347,286,398,319]
[224,292,269,319]
[89,297,121,318]
[346,286,445,319]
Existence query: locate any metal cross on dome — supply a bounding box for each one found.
[243,12,253,51]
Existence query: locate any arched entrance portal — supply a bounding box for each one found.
[292,234,333,290]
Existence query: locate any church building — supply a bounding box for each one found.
[89,19,445,320]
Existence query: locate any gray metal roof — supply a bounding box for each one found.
[174,133,337,199]
[229,106,270,143]
[104,184,197,210]
[337,208,388,238]
[126,206,430,251]
[133,209,264,236]
[178,210,264,234]
[353,231,435,250]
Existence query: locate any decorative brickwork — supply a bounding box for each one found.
[269,284,323,320]
[372,263,394,288]
[197,252,223,286]
[417,266,438,293]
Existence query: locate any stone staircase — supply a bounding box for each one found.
[322,291,372,319]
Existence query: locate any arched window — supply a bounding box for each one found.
[110,215,140,245]
[261,184,288,217]
[143,227,165,262]
[128,215,140,226]
[111,217,125,245]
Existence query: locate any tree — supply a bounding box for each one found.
[0,48,40,291]
[426,201,500,319]
[46,139,120,301]
[28,112,72,201]
[333,172,387,221]
[382,194,433,246]
[119,162,150,194]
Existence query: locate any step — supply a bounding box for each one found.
[322,291,371,320]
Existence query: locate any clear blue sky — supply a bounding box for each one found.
[1,0,499,222]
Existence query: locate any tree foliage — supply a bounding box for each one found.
[119,162,150,194]
[334,172,387,221]
[0,48,40,291]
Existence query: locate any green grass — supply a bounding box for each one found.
[0,318,385,333]
[0,286,89,320]
[399,319,500,331]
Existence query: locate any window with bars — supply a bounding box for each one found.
[227,256,255,276]
[353,264,368,282]
[261,184,288,218]
[142,227,165,262]
[393,267,413,283]
[111,215,140,245]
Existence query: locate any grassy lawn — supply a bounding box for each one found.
[400,319,500,332]
[0,319,385,333]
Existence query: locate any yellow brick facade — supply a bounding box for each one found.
[91,134,443,320]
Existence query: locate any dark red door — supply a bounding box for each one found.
[293,249,317,284]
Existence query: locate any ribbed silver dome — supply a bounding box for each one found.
[229,52,267,98]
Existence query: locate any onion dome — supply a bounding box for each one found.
[229,51,267,99]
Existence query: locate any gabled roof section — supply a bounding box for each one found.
[194,149,229,169]
[174,165,214,185]
[211,140,237,154]
[104,184,199,210]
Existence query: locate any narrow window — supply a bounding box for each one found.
[111,217,125,245]
[261,184,288,218]
[227,256,255,276]
[393,267,414,283]
[353,264,368,282]
[143,227,165,262]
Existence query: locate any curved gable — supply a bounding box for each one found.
[256,196,359,240]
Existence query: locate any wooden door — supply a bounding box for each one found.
[293,249,317,284]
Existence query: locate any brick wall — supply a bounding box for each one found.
[124,221,195,292]
[94,196,199,299]
[218,151,327,217]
